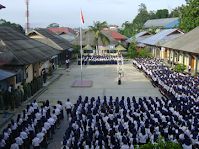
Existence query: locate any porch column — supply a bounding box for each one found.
[156,48,157,58]
[159,48,160,60]
[168,49,170,61]
[182,53,185,64]
[189,54,191,65]
[195,56,198,75]
[172,50,175,64]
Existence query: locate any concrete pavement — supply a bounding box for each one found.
[0,60,163,149]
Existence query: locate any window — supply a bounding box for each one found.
[16,73,22,84]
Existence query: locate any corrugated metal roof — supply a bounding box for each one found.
[0,25,61,66]
[27,28,73,51]
[0,69,17,81]
[141,29,184,46]
[126,31,153,43]
[161,26,199,54]
[144,17,179,28]
[59,31,77,38]
[163,20,179,28]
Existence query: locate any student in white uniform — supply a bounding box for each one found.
[65,99,73,120]
[15,133,23,149]
[0,134,6,149]
[32,133,40,149]
[10,139,19,149]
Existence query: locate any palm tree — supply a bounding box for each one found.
[86,21,110,55]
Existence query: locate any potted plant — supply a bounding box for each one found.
[4,105,9,118]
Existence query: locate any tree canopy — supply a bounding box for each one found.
[178,0,199,33]
[120,2,187,38]
[86,21,110,54]
[47,23,59,28]
[0,19,25,34]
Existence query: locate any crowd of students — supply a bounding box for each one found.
[0,99,64,149]
[61,94,199,149]
[133,58,199,102]
[78,55,120,65]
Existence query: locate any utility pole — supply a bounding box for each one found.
[25,0,30,34]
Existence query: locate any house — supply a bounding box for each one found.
[48,27,77,35]
[140,28,184,59]
[70,30,128,55]
[58,31,77,42]
[161,26,199,74]
[0,25,60,89]
[109,25,118,30]
[143,17,179,33]
[126,31,153,51]
[27,28,73,65]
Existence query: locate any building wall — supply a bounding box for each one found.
[29,34,43,39]
[26,64,34,83]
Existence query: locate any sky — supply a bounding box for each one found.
[0,0,186,29]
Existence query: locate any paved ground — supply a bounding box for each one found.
[0,60,163,149]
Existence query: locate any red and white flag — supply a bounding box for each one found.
[80,9,84,25]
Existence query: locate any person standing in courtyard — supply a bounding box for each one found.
[65,59,68,69]
[118,73,121,85]
[65,99,72,120]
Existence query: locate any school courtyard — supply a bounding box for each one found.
[0,60,163,148]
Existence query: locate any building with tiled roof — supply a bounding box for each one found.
[48,27,77,35]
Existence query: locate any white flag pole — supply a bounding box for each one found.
[80,9,83,84]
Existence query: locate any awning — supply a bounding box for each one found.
[50,55,58,59]
[0,69,17,81]
[0,60,7,66]
[83,45,95,50]
[114,45,127,51]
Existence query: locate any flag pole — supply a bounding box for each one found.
[80,9,82,85]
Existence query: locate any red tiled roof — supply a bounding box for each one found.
[48,27,76,35]
[111,30,126,39]
[0,60,7,66]
[102,30,126,40]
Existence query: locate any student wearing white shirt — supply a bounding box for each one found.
[32,99,38,111]
[20,128,28,148]
[65,99,72,120]
[0,134,6,149]
[11,119,18,139]
[10,139,19,149]
[17,114,23,132]
[32,134,40,149]
[15,133,23,149]
[138,127,148,145]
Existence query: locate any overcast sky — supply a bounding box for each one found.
[1,0,186,29]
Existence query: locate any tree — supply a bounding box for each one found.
[133,3,150,27]
[0,19,25,33]
[47,23,59,28]
[156,9,169,18]
[179,0,199,33]
[173,63,186,72]
[138,47,151,58]
[135,136,182,149]
[72,45,81,57]
[126,36,139,58]
[86,21,110,55]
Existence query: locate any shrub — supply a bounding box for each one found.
[173,63,186,72]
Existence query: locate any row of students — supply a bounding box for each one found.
[0,99,64,149]
[133,58,199,102]
[78,55,120,65]
[62,95,199,149]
